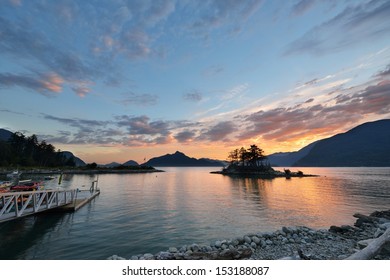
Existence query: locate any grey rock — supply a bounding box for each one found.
[158,252,173,260]
[205,246,213,252]
[282,226,290,234]
[244,236,252,244]
[379,222,390,230]
[143,253,154,260]
[215,240,222,248]
[251,242,257,249]
[191,244,200,252]
[265,239,273,245]
[108,254,126,260]
[179,246,187,253]
[231,239,240,246]
[169,247,178,253]
[252,236,261,244]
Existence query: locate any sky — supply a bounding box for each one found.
[1,0,390,164]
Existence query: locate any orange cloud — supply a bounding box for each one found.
[41,73,64,93]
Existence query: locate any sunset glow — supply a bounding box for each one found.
[1,0,389,164]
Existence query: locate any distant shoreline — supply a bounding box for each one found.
[0,168,164,176]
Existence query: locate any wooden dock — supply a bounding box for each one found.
[57,190,100,212]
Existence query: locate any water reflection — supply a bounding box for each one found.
[0,213,69,259]
[0,167,389,259]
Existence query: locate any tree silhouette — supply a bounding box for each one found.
[226,144,269,171]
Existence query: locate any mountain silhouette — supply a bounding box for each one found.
[293,119,390,166]
[60,151,86,167]
[0,128,13,141]
[143,151,226,167]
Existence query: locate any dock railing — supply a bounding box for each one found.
[0,189,77,223]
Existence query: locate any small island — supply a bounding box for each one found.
[211,144,316,178]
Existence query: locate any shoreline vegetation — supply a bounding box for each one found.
[0,166,164,176]
[108,210,390,260]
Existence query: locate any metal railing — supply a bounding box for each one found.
[0,189,77,223]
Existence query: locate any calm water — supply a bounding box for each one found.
[1,167,389,260]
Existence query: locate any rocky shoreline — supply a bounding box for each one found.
[210,167,318,179]
[108,210,390,260]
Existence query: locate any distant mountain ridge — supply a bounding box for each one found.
[59,151,86,167]
[294,119,390,167]
[267,142,318,167]
[143,151,226,167]
[268,119,390,167]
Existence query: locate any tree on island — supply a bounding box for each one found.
[226,144,271,172]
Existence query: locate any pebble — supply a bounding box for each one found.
[244,236,252,244]
[265,239,273,245]
[143,253,154,260]
[169,247,178,253]
[252,236,260,244]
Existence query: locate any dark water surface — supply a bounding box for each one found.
[1,167,389,259]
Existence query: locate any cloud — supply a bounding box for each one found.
[285,0,390,55]
[0,72,63,96]
[238,78,390,144]
[291,0,317,16]
[183,90,202,102]
[202,65,224,77]
[115,115,170,136]
[41,116,125,146]
[221,83,249,101]
[376,64,390,78]
[0,16,100,82]
[114,114,175,146]
[118,28,152,59]
[187,0,263,36]
[43,114,109,130]
[174,130,196,143]
[72,86,90,98]
[0,108,27,116]
[199,121,235,141]
[119,92,159,106]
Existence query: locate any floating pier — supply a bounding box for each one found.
[56,190,100,212]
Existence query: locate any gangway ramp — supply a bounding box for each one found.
[0,189,99,223]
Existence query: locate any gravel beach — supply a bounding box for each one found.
[108,210,390,260]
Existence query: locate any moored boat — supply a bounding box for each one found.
[10,181,44,192]
[6,170,22,179]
